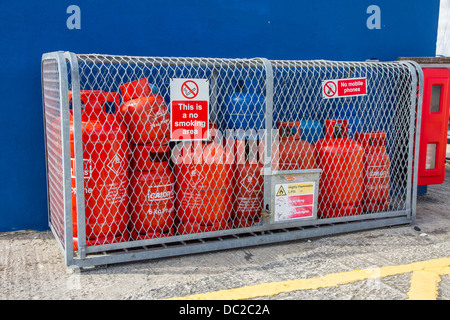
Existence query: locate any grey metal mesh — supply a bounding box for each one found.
[42,57,65,248]
[270,60,415,218]
[42,53,421,267]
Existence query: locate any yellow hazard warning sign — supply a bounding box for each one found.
[287,183,315,195]
[276,185,287,197]
[274,181,317,222]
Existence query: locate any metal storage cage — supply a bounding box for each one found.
[41,52,423,268]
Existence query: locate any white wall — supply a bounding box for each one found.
[437,0,450,56]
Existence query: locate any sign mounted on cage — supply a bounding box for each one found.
[274,182,316,221]
[322,77,367,99]
[170,78,209,141]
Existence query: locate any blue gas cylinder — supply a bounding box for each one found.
[300,112,323,144]
[223,79,265,138]
[334,100,364,139]
[300,119,323,144]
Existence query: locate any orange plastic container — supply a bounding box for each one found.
[119,78,170,145]
[232,139,264,227]
[173,123,233,229]
[69,90,129,249]
[129,144,175,240]
[315,119,364,218]
[354,131,390,212]
[272,121,316,171]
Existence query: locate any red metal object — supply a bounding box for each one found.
[119,78,170,145]
[272,121,316,171]
[354,131,390,212]
[69,90,129,250]
[315,119,364,218]
[129,145,175,240]
[177,220,232,235]
[131,229,175,241]
[173,123,233,229]
[418,67,450,186]
[232,139,264,226]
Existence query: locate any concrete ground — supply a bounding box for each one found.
[0,167,449,301]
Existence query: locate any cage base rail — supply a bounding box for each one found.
[68,214,412,269]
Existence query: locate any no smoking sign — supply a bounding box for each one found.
[181,80,199,99]
[170,78,209,141]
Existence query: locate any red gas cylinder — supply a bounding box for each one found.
[177,220,232,235]
[69,90,129,250]
[172,123,233,233]
[119,78,170,145]
[232,139,264,228]
[315,119,364,218]
[354,131,390,212]
[129,144,175,240]
[272,121,316,171]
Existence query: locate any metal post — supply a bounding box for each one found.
[64,52,87,259]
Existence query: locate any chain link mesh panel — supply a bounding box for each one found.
[42,56,66,248]
[42,53,421,264]
[68,55,270,250]
[270,60,416,219]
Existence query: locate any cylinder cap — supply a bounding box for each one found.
[277,121,301,141]
[354,131,387,151]
[132,143,170,171]
[120,78,151,102]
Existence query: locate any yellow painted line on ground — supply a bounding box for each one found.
[407,266,450,300]
[407,270,442,300]
[167,257,450,300]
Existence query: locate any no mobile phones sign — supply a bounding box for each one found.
[170,78,209,141]
[322,77,367,99]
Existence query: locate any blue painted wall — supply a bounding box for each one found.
[0,0,440,231]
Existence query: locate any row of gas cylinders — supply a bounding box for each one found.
[68,78,390,250]
[223,78,367,142]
